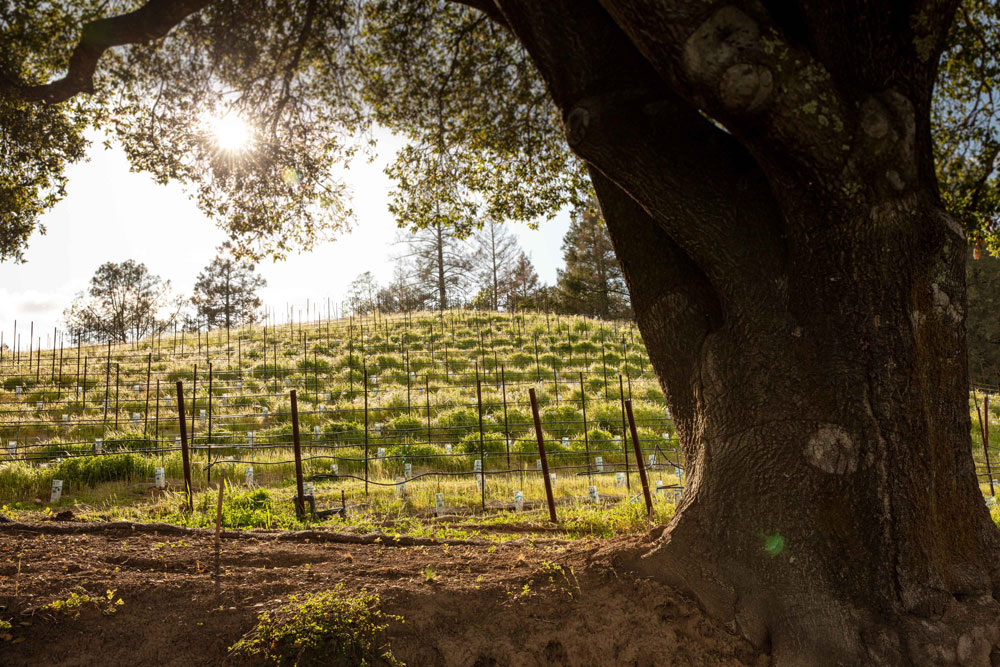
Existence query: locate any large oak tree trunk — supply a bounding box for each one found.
[600,172,1000,664]
[486,0,1000,662]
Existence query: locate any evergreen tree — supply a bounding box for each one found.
[555,199,631,319]
[505,251,542,311]
[190,255,265,329]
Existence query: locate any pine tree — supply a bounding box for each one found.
[505,251,542,311]
[191,255,266,329]
[555,199,631,319]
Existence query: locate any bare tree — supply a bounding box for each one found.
[469,220,521,310]
[393,222,471,310]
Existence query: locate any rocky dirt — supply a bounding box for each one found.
[0,520,758,666]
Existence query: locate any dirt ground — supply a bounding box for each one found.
[0,520,758,666]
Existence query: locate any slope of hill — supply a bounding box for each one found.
[1,310,685,525]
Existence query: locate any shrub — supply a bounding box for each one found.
[229,586,401,666]
[104,432,156,453]
[387,415,423,435]
[586,428,618,451]
[541,404,583,438]
[457,432,507,455]
[436,407,478,435]
[323,421,365,443]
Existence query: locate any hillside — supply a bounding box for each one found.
[1,310,684,527]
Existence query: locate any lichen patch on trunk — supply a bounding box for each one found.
[805,425,857,474]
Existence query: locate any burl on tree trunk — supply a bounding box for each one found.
[487,0,1000,663]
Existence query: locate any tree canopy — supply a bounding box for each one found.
[0,0,996,264]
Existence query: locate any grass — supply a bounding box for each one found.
[1,308,997,538]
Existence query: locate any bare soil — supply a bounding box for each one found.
[0,520,757,666]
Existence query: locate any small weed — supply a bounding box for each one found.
[44,588,124,618]
[422,565,436,583]
[540,561,581,600]
[229,586,403,666]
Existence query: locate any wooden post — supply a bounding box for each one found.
[425,375,431,445]
[291,389,306,519]
[143,353,151,436]
[176,381,193,511]
[529,388,557,523]
[476,370,486,513]
[363,363,369,497]
[501,364,510,470]
[207,363,213,482]
[626,400,654,518]
[154,379,160,456]
[975,390,996,497]
[190,364,197,447]
[581,372,591,481]
[103,342,111,430]
[619,375,630,491]
[214,470,225,591]
[113,363,120,430]
[986,393,996,498]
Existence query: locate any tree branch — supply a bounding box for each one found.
[493,0,788,322]
[448,0,508,28]
[4,0,214,104]
[595,0,957,187]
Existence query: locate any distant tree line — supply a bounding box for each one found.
[62,198,634,343]
[64,250,266,343]
[347,196,632,320]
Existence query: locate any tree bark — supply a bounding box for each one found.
[489,0,1000,662]
[603,172,1000,664]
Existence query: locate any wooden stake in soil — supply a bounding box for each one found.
[176,381,193,511]
[291,389,306,520]
[625,400,653,518]
[529,388,557,523]
[619,375,630,491]
[363,363,369,498]
[975,390,996,497]
[475,371,486,513]
[214,470,225,594]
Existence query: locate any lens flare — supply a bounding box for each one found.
[206,113,252,151]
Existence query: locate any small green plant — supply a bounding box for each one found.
[229,586,403,666]
[540,561,581,600]
[44,588,124,618]
[422,565,436,583]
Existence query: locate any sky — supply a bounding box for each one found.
[0,130,571,350]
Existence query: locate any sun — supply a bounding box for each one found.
[206,112,253,151]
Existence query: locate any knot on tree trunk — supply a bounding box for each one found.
[804,424,857,474]
[683,6,759,84]
[719,63,773,114]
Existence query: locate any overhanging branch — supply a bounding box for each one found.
[4,0,214,104]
